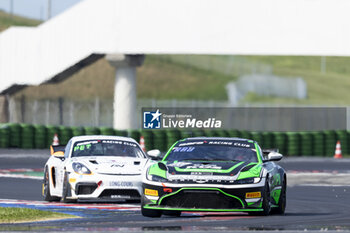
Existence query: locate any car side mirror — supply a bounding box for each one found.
[147,149,162,160]
[50,145,65,159]
[267,151,283,161]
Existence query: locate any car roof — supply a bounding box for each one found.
[69,135,138,144]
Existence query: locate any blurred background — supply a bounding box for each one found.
[0,0,349,157]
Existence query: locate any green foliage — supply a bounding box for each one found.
[0,207,73,223]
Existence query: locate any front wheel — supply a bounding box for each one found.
[43,167,60,202]
[272,178,286,215]
[141,197,162,217]
[249,179,271,216]
[61,172,76,203]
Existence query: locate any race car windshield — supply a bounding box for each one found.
[166,142,258,163]
[71,140,144,158]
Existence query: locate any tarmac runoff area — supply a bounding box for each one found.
[1,148,350,187]
[1,149,350,232]
[287,172,350,186]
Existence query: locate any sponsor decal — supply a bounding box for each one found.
[163,118,221,128]
[144,188,158,196]
[172,147,195,153]
[143,109,162,129]
[143,109,222,129]
[190,172,213,176]
[233,142,251,148]
[102,140,137,147]
[111,195,130,199]
[186,164,222,169]
[245,192,261,199]
[208,141,233,145]
[167,162,192,167]
[177,141,206,146]
[176,141,253,148]
[109,181,133,187]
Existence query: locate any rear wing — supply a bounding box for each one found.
[50,145,65,157]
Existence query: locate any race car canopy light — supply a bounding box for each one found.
[72,162,92,175]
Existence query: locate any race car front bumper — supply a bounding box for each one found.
[142,180,266,212]
[68,172,142,201]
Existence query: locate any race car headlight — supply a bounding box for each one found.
[72,162,92,175]
[146,172,168,182]
[235,177,261,184]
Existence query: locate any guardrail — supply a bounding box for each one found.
[0,123,347,156]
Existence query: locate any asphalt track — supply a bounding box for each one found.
[1,149,350,232]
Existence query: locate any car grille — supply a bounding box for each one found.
[99,189,141,199]
[76,183,98,195]
[160,190,243,209]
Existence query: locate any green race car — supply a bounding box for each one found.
[141,137,286,217]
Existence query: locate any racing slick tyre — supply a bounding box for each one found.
[61,172,76,203]
[272,178,286,215]
[43,167,60,202]
[163,210,182,217]
[141,197,162,217]
[249,178,271,216]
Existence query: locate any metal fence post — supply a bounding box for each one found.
[94,97,100,127]
[59,97,64,125]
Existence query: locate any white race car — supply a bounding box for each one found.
[42,135,148,202]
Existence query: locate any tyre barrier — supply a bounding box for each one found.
[273,132,287,155]
[128,129,141,143]
[324,130,337,157]
[0,123,348,156]
[0,124,10,148]
[71,127,85,137]
[114,130,127,137]
[34,125,47,149]
[153,130,167,152]
[59,126,73,146]
[84,127,100,136]
[8,123,21,148]
[165,129,181,149]
[21,124,34,149]
[286,132,300,156]
[300,132,313,156]
[100,127,115,136]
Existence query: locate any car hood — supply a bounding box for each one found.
[166,160,251,176]
[70,156,146,175]
[147,160,263,184]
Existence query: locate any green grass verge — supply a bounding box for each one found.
[0,207,76,223]
[147,55,350,105]
[240,56,350,105]
[137,55,235,100]
[0,10,41,32]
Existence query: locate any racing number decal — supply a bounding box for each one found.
[74,144,91,151]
